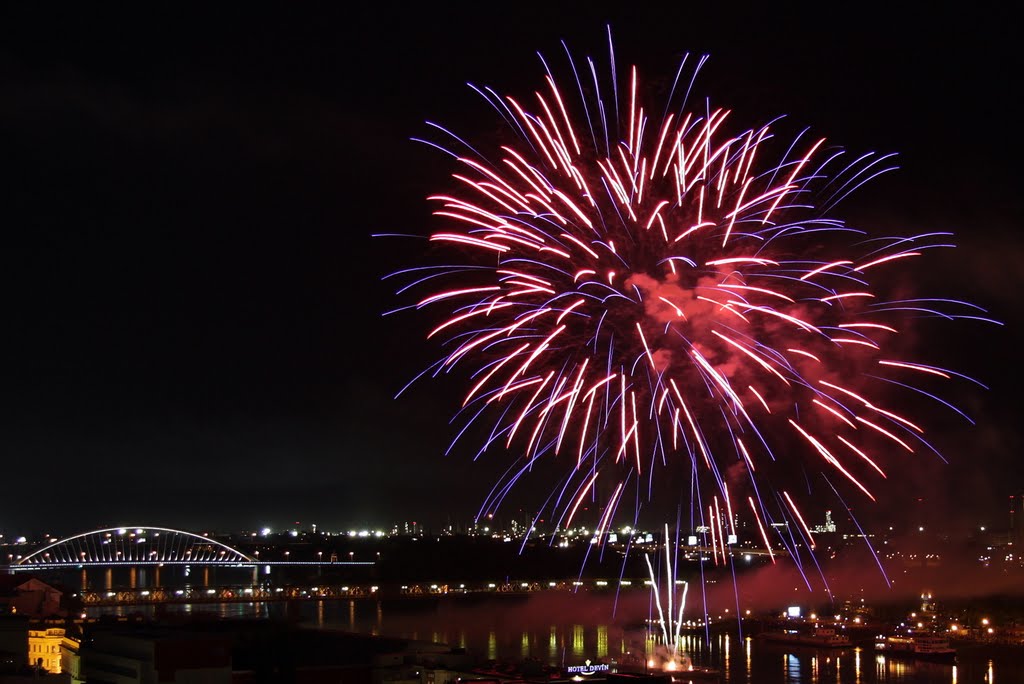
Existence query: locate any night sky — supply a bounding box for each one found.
[1,6,1020,536]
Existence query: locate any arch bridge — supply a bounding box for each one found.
[9,526,254,571]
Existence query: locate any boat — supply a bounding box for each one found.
[667,665,722,681]
[611,662,721,681]
[874,631,956,663]
[759,625,853,648]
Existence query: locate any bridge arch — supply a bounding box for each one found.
[14,526,254,567]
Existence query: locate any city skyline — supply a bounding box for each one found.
[1,6,1021,538]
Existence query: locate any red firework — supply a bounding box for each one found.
[383,39,995,569]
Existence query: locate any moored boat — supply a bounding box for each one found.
[874,631,956,663]
[759,625,852,648]
[667,665,722,681]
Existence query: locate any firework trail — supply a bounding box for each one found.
[382,33,996,575]
[644,524,693,670]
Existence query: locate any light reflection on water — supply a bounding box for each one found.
[572,624,584,658]
[85,599,1021,683]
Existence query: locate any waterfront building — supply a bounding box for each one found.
[0,575,64,618]
[27,624,63,673]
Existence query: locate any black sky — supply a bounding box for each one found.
[0,5,1021,536]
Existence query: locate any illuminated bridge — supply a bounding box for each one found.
[7,526,256,571]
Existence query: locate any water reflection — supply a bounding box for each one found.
[82,600,1020,683]
[723,633,730,680]
[785,652,801,680]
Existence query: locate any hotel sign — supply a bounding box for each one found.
[566,660,609,675]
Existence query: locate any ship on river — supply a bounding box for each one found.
[758,625,853,648]
[874,631,956,663]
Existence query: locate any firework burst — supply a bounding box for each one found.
[382,33,996,577]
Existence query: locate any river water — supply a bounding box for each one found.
[88,593,1022,683]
